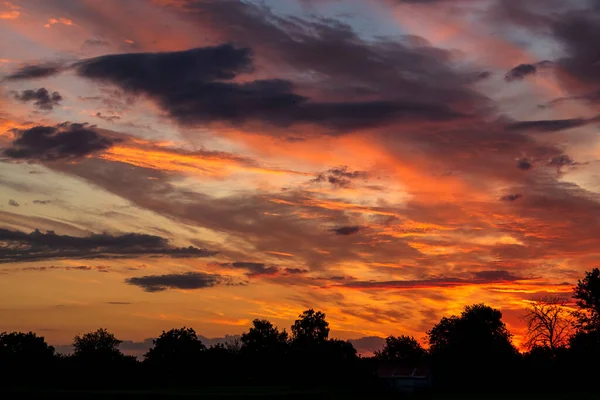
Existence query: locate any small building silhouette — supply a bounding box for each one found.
[376,365,432,394]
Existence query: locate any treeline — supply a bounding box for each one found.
[1,268,600,394]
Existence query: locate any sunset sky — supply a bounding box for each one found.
[1,0,600,353]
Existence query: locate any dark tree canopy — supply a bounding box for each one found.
[428,304,516,356]
[0,331,55,363]
[324,339,358,361]
[291,309,330,345]
[144,327,206,366]
[73,328,124,361]
[375,335,426,365]
[427,304,518,390]
[241,319,288,354]
[573,268,600,330]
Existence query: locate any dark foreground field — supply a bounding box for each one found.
[0,387,394,400]
[2,388,599,400]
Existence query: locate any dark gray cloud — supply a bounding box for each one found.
[8,199,20,207]
[125,271,237,292]
[72,44,463,132]
[230,261,278,276]
[313,166,369,187]
[3,122,115,161]
[284,268,309,275]
[341,269,525,289]
[21,265,109,272]
[500,193,523,202]
[219,261,307,277]
[472,270,522,281]
[548,154,578,168]
[506,117,588,132]
[12,88,63,111]
[4,63,65,81]
[95,112,121,123]
[517,158,533,170]
[332,226,361,236]
[552,10,600,96]
[0,228,215,263]
[505,61,552,82]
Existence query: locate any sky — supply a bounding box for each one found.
[1,0,600,354]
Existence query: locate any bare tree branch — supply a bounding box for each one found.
[522,297,575,352]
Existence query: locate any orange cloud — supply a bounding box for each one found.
[44,17,75,28]
[0,1,19,20]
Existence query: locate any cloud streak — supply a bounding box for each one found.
[125,271,240,292]
[3,123,115,161]
[0,228,215,263]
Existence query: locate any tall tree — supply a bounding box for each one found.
[0,332,56,386]
[144,327,206,366]
[241,319,288,354]
[0,331,55,361]
[573,268,600,331]
[291,309,330,345]
[73,328,124,361]
[523,297,573,351]
[375,335,426,365]
[428,304,519,391]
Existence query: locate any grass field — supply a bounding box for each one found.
[2,388,599,399]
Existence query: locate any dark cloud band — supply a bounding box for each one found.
[0,228,216,263]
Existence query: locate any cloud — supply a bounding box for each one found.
[95,112,120,123]
[505,61,552,82]
[313,166,369,188]
[229,261,278,276]
[218,261,307,277]
[72,44,463,132]
[0,228,215,263]
[4,63,65,81]
[125,271,237,292]
[3,122,115,161]
[340,269,526,290]
[3,3,484,135]
[500,194,523,202]
[472,270,522,281]
[21,265,109,272]
[12,88,63,111]
[8,199,19,207]
[548,154,578,168]
[284,268,309,275]
[517,158,533,170]
[552,10,600,96]
[506,118,588,132]
[83,39,110,47]
[331,226,361,235]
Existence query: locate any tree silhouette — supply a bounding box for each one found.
[0,331,56,387]
[573,268,600,331]
[73,328,125,361]
[241,319,288,354]
[144,327,206,366]
[523,297,573,352]
[375,335,426,365]
[0,331,55,362]
[428,304,519,391]
[291,309,330,345]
